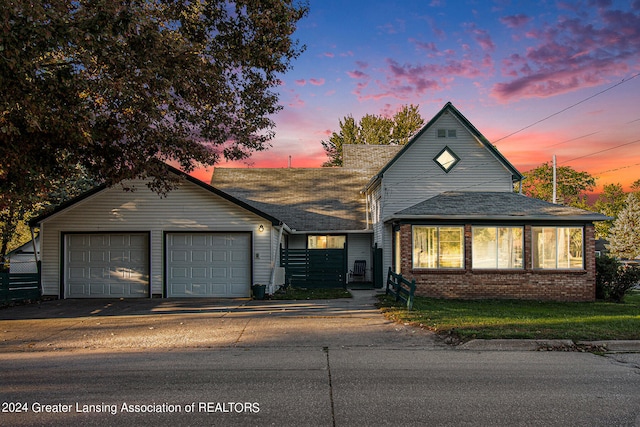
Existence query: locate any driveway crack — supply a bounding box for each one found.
[323,346,336,427]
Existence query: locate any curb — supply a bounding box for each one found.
[456,339,640,353]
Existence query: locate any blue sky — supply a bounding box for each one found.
[200,0,640,192]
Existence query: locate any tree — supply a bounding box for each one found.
[607,192,640,260]
[321,104,424,167]
[520,162,596,207]
[593,183,628,239]
[1,0,308,261]
[1,166,99,265]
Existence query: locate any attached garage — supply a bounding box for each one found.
[166,233,251,297]
[65,233,150,298]
[29,166,280,300]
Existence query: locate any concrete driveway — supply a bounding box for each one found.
[0,290,440,353]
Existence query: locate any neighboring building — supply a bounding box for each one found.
[29,102,608,301]
[5,236,40,273]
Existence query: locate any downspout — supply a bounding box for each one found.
[268,222,289,295]
[29,226,42,296]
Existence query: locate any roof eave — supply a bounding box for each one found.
[29,164,283,227]
[384,214,612,222]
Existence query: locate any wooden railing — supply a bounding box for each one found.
[385,267,416,310]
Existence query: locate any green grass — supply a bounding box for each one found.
[271,287,352,300]
[378,291,640,341]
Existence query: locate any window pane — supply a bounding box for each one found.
[533,227,556,269]
[308,235,345,249]
[472,227,497,268]
[533,227,583,269]
[308,236,326,249]
[558,228,583,268]
[497,227,523,268]
[327,235,346,249]
[413,227,437,268]
[569,228,583,268]
[439,227,463,268]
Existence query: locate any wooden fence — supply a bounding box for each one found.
[0,272,41,303]
[385,267,416,310]
[280,248,347,288]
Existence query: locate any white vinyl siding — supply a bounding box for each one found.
[380,113,514,220]
[347,234,372,282]
[38,179,272,297]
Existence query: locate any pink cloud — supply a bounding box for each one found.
[347,70,368,79]
[309,78,325,86]
[295,79,306,86]
[500,14,532,28]
[378,19,406,35]
[323,52,335,58]
[492,4,640,101]
[287,93,305,108]
[466,24,495,52]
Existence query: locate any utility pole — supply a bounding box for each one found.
[552,155,557,204]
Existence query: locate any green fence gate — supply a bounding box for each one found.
[0,272,41,303]
[280,247,347,288]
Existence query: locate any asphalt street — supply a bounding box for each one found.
[1,290,639,426]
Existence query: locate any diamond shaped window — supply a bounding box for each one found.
[434,146,460,172]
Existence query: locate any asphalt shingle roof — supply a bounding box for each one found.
[211,144,401,231]
[392,191,610,221]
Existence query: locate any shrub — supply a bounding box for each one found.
[596,255,640,302]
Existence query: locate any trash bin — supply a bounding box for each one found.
[252,284,266,300]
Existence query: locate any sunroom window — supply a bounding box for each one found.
[532,227,583,269]
[472,227,523,269]
[413,226,464,269]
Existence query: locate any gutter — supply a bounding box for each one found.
[268,222,290,295]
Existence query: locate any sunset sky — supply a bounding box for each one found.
[195,0,640,193]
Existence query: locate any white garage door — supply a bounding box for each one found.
[166,233,251,298]
[65,234,149,298]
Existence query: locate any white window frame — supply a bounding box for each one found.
[472,226,524,269]
[412,226,464,269]
[532,226,584,269]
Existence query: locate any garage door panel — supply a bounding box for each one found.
[192,250,208,262]
[167,233,251,298]
[65,233,149,298]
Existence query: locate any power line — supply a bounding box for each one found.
[493,71,640,144]
[560,138,640,164]
[544,131,600,149]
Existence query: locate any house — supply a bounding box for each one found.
[5,236,39,273]
[29,102,608,301]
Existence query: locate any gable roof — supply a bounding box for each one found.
[29,164,281,227]
[389,191,611,222]
[365,102,523,191]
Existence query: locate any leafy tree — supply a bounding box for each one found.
[322,104,424,167]
[520,162,596,207]
[593,183,628,239]
[607,192,640,260]
[1,0,307,261]
[1,167,99,265]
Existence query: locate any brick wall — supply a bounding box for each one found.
[398,223,596,302]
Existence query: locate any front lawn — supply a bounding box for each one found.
[378,291,640,341]
[271,287,352,300]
